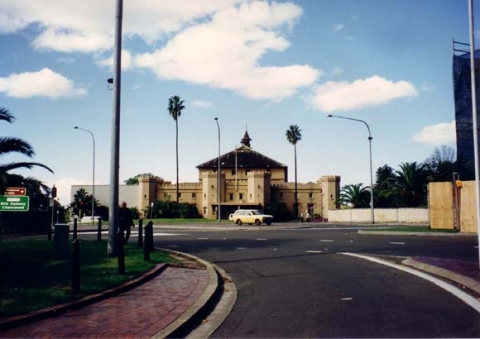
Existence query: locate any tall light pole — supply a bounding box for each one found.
[327,114,375,224]
[468,0,480,268]
[214,117,221,222]
[74,126,95,224]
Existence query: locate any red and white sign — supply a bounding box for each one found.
[5,187,27,196]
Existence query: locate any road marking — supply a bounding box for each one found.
[389,242,405,245]
[236,247,247,250]
[306,250,323,254]
[256,238,268,241]
[198,237,209,240]
[341,252,480,314]
[320,240,334,242]
[341,297,353,301]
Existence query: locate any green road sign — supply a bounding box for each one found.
[0,196,30,212]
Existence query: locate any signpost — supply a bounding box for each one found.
[5,187,26,196]
[0,196,29,212]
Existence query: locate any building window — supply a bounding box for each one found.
[192,193,196,199]
[229,193,233,200]
[178,193,182,199]
[250,193,252,198]
[309,192,313,199]
[239,193,243,200]
[232,169,236,175]
[204,193,206,199]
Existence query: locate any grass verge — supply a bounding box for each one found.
[0,239,175,318]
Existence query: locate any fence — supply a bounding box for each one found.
[327,208,429,224]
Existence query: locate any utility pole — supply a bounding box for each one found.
[108,0,123,256]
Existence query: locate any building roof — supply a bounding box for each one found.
[196,132,287,170]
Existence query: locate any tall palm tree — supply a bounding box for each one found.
[168,96,185,205]
[0,108,53,195]
[286,124,302,219]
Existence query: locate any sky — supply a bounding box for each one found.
[0,0,473,205]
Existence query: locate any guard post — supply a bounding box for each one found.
[144,221,153,261]
[97,217,102,242]
[138,218,143,247]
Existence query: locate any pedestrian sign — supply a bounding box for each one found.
[0,196,30,212]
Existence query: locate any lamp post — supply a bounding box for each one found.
[74,126,96,224]
[327,114,374,224]
[214,117,221,222]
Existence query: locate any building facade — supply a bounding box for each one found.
[73,131,341,220]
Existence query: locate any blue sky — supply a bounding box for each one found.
[0,0,472,205]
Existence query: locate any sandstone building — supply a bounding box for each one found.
[73,131,341,220]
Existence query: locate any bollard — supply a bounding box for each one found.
[47,223,52,241]
[97,217,102,242]
[71,239,81,293]
[53,223,70,259]
[143,221,153,261]
[117,231,125,275]
[73,218,78,240]
[138,218,143,248]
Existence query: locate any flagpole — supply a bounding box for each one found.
[468,0,480,269]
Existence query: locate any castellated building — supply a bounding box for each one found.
[137,131,341,220]
[73,131,341,220]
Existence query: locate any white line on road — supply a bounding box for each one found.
[341,252,480,314]
[236,247,247,250]
[389,242,405,245]
[306,250,323,254]
[320,240,334,242]
[198,238,209,240]
[256,238,268,241]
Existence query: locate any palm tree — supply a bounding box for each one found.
[374,164,397,207]
[168,96,185,205]
[338,183,371,208]
[394,162,428,207]
[0,108,53,195]
[286,124,302,219]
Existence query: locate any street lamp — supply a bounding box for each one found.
[327,114,375,224]
[214,117,221,222]
[74,126,96,224]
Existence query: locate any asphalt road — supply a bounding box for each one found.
[150,224,480,338]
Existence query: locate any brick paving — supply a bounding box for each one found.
[413,256,480,281]
[0,266,208,339]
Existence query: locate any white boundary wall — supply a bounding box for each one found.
[328,208,429,224]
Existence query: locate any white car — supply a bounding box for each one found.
[229,209,273,226]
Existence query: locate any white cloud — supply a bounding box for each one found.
[192,100,213,108]
[95,50,134,71]
[0,68,87,99]
[332,23,344,32]
[412,121,456,146]
[0,0,243,53]
[135,1,319,101]
[309,75,418,112]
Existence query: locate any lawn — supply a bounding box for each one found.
[0,238,175,318]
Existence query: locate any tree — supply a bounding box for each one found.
[286,124,302,219]
[374,164,398,208]
[338,183,371,208]
[0,107,53,198]
[394,162,429,207]
[124,173,170,185]
[168,96,185,205]
[424,146,457,182]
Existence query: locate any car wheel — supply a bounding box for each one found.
[255,219,261,226]
[236,219,242,225]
